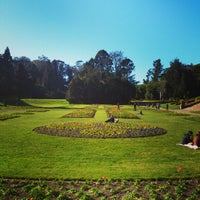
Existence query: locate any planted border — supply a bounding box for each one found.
[0,113,20,121]
[0,178,200,200]
[62,107,97,118]
[33,122,167,138]
[26,109,49,112]
[106,107,140,119]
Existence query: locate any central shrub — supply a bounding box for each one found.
[33,122,167,138]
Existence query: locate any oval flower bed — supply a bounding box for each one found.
[33,122,167,138]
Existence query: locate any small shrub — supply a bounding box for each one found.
[29,185,45,200]
[57,192,69,200]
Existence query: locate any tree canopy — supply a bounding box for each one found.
[0,47,200,104]
[0,47,69,102]
[141,58,200,100]
[66,50,136,104]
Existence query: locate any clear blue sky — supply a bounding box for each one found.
[0,0,200,83]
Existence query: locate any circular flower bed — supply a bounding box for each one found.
[33,122,167,138]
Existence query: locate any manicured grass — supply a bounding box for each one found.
[0,100,200,180]
[21,98,86,109]
[21,98,69,107]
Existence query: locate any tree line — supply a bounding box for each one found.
[138,59,200,101]
[66,50,136,104]
[0,47,71,104]
[0,47,200,104]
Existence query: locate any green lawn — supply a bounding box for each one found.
[20,98,87,109]
[0,99,200,180]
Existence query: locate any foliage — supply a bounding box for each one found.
[105,106,140,119]
[0,47,15,102]
[140,59,200,100]
[34,121,167,138]
[0,48,137,103]
[1,178,200,200]
[143,59,164,83]
[62,107,97,118]
[0,47,70,100]
[0,112,20,120]
[163,59,189,98]
[66,50,136,104]
[1,47,200,101]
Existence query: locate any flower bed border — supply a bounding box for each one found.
[33,122,167,138]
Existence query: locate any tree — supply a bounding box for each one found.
[51,60,68,97]
[157,80,167,101]
[142,59,164,100]
[143,69,152,84]
[13,56,38,98]
[145,82,158,100]
[94,50,113,73]
[110,51,135,83]
[66,50,136,104]
[120,58,135,82]
[3,47,12,62]
[144,59,163,83]
[136,84,146,99]
[110,51,123,70]
[32,59,68,98]
[0,47,137,101]
[0,47,15,104]
[152,59,163,82]
[163,59,188,98]
[14,63,31,98]
[66,76,85,103]
[38,55,50,61]
[187,64,200,97]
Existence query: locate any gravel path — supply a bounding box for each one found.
[173,102,200,116]
[184,102,200,111]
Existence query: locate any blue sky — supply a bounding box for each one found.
[0,0,200,83]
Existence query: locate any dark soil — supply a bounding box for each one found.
[1,178,200,200]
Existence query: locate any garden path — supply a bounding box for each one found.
[173,102,200,116]
[93,105,107,121]
[184,102,200,111]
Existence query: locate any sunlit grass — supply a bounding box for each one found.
[0,100,200,180]
[21,98,87,109]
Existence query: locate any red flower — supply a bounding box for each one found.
[101,175,106,180]
[177,167,182,172]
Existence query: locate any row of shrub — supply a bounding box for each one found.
[0,109,49,121]
[1,178,200,200]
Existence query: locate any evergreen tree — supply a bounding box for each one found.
[0,47,15,104]
[163,59,188,98]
